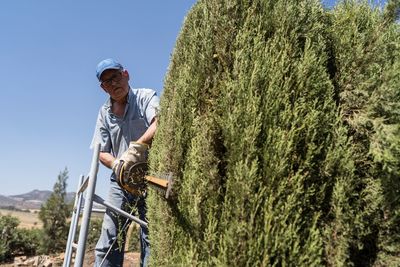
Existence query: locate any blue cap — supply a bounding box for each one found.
[96,58,123,81]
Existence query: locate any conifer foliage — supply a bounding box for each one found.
[148,0,400,265]
[39,168,71,254]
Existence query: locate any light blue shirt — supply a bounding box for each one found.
[91,87,159,158]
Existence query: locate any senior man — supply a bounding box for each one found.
[91,58,159,267]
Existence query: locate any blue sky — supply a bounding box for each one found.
[0,1,197,197]
[0,0,377,197]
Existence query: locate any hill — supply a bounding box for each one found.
[0,190,75,210]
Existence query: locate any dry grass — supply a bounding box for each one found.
[0,208,42,229]
[0,208,106,230]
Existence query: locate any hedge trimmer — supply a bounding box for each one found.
[117,161,174,198]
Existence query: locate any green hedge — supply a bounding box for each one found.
[148,1,400,266]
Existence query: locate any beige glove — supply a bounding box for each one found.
[120,142,149,164]
[111,159,123,174]
[112,142,149,182]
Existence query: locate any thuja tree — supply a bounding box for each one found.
[147,0,399,266]
[327,1,400,265]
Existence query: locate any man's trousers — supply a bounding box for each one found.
[94,180,149,267]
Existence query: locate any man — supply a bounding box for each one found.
[91,58,159,267]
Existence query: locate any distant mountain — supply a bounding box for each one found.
[0,194,20,207]
[10,189,52,202]
[0,190,75,210]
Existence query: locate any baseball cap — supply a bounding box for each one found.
[96,58,123,81]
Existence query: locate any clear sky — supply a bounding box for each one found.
[0,1,197,197]
[0,0,380,197]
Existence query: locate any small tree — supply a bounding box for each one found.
[39,167,71,254]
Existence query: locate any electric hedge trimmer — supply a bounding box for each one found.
[117,161,173,198]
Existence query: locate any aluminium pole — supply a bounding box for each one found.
[63,174,85,267]
[74,143,100,267]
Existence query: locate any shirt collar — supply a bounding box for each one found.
[104,86,131,110]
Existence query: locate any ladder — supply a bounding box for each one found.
[62,143,148,267]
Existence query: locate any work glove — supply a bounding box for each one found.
[112,142,148,172]
[112,142,149,195]
[111,158,124,176]
[120,142,149,164]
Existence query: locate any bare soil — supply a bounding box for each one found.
[0,251,140,267]
[83,250,140,267]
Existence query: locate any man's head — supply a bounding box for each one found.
[96,58,130,102]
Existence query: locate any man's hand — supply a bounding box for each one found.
[111,159,124,175]
[112,142,149,193]
[120,142,149,164]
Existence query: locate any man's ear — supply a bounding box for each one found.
[122,69,130,81]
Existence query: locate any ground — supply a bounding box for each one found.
[0,209,140,266]
[0,208,42,229]
[83,250,140,267]
[0,251,140,267]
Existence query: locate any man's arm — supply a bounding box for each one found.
[99,152,117,169]
[136,117,157,145]
[101,117,157,169]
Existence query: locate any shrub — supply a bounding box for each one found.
[85,218,103,250]
[148,0,399,266]
[0,215,41,262]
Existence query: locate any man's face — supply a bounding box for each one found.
[100,69,130,101]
